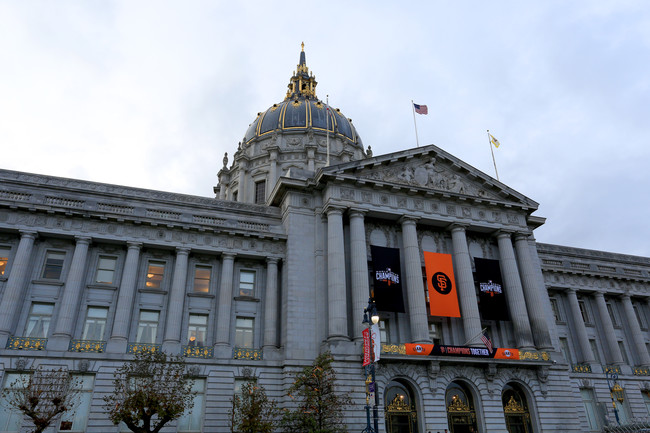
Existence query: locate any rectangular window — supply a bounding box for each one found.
[24,303,54,338]
[59,375,94,432]
[643,391,650,415]
[589,339,601,364]
[254,180,266,204]
[550,298,562,322]
[41,251,65,279]
[578,300,591,324]
[136,310,160,344]
[82,307,109,341]
[177,378,206,432]
[559,337,573,364]
[634,304,647,330]
[239,270,255,297]
[429,322,441,345]
[145,261,165,289]
[235,317,254,348]
[606,302,619,327]
[193,266,211,293]
[95,256,117,284]
[379,320,389,344]
[618,341,629,365]
[580,388,601,431]
[0,373,29,432]
[0,247,9,276]
[188,314,208,347]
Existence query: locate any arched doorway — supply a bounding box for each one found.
[446,381,479,433]
[384,380,418,433]
[502,383,533,433]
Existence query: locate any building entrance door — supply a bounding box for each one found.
[385,381,418,433]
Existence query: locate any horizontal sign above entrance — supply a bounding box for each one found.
[405,344,520,360]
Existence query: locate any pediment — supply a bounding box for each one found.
[319,144,538,210]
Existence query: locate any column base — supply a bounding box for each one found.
[106,337,128,354]
[162,341,181,354]
[213,343,233,359]
[47,334,72,352]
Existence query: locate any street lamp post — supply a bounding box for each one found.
[605,367,625,425]
[362,298,380,433]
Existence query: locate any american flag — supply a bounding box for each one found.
[413,103,428,115]
[481,330,493,354]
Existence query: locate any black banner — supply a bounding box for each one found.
[474,258,509,320]
[370,245,405,313]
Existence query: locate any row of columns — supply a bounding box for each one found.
[0,231,280,353]
[325,208,553,351]
[566,289,650,367]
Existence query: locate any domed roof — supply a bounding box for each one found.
[243,44,362,147]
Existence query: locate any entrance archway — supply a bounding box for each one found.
[446,381,478,433]
[384,380,418,433]
[502,383,533,433]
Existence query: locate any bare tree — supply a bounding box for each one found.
[104,350,195,433]
[1,367,80,433]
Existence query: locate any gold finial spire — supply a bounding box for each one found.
[301,41,304,51]
[285,43,317,100]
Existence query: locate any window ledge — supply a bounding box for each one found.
[0,276,7,282]
[188,292,215,298]
[138,288,168,294]
[31,279,64,286]
[86,284,118,290]
[234,296,260,302]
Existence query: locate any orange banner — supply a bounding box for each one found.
[424,251,461,317]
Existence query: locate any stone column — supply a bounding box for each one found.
[0,231,37,347]
[450,225,483,346]
[594,292,624,365]
[496,232,534,350]
[350,209,370,341]
[263,257,279,348]
[237,160,247,202]
[268,148,278,195]
[399,216,430,343]
[326,206,348,340]
[162,247,190,352]
[107,242,142,353]
[514,234,553,350]
[621,294,650,367]
[565,289,595,363]
[49,236,92,351]
[215,253,236,350]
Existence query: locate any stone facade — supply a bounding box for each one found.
[1,48,650,433]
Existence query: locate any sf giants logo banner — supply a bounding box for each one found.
[424,251,461,317]
[371,245,405,313]
[474,257,509,321]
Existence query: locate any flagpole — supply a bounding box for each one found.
[326,95,330,166]
[411,100,420,148]
[462,327,487,346]
[487,129,500,181]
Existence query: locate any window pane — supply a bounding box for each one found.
[96,256,117,284]
[145,262,165,289]
[136,310,160,344]
[239,271,255,296]
[24,303,54,338]
[60,375,94,432]
[42,251,65,279]
[255,180,266,204]
[188,314,208,346]
[580,388,600,431]
[0,373,28,432]
[177,379,205,432]
[235,317,254,348]
[193,266,211,293]
[82,307,109,340]
[0,247,9,276]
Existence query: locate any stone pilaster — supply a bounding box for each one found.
[263,257,279,348]
[565,289,595,363]
[0,231,37,347]
[49,236,92,351]
[594,292,624,365]
[326,206,348,340]
[621,294,650,367]
[399,216,430,343]
[215,253,236,352]
[496,232,534,350]
[237,160,247,202]
[107,242,142,353]
[450,225,483,346]
[349,209,370,341]
[162,247,190,352]
[514,234,553,350]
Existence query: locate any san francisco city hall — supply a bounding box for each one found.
[1,46,650,433]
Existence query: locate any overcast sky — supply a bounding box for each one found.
[1,1,649,257]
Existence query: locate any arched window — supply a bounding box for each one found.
[502,383,533,433]
[384,380,418,433]
[446,381,478,433]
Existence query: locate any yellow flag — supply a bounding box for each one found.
[489,134,500,148]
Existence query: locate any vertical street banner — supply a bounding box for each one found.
[371,323,381,362]
[362,328,371,366]
[370,245,405,312]
[474,257,509,320]
[424,251,461,317]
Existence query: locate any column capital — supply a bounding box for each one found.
[593,291,606,299]
[74,236,92,244]
[620,293,631,301]
[514,232,532,242]
[324,205,346,217]
[19,230,38,239]
[348,208,367,219]
[495,230,514,240]
[565,287,578,295]
[398,215,419,226]
[175,246,191,255]
[126,241,143,250]
[448,223,469,234]
[221,252,236,260]
[266,256,280,265]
